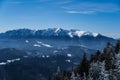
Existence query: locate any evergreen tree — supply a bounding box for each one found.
[90,50,102,63]
[115,40,120,54]
[103,42,115,70]
[53,66,63,80]
[105,55,114,70]
[63,71,72,80]
[77,52,90,77]
[95,50,102,62]
[89,54,95,63]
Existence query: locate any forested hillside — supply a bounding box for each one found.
[51,40,120,80]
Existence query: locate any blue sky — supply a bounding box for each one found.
[0,0,120,38]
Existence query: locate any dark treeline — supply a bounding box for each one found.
[51,40,120,80]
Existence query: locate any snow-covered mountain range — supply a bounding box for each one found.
[0,28,116,50]
[0,28,101,39]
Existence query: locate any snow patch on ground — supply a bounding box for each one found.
[53,50,58,53]
[37,41,42,44]
[41,43,52,47]
[25,40,29,43]
[36,41,53,48]
[66,59,71,63]
[67,54,72,57]
[33,44,41,47]
[46,55,50,58]
[0,62,6,65]
[0,58,21,66]
[42,55,45,58]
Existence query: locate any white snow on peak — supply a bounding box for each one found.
[68,30,99,38]
[3,28,101,39]
[93,33,99,37]
[75,31,86,37]
[55,28,61,33]
[68,32,74,38]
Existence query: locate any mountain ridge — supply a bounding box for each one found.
[0,28,113,39]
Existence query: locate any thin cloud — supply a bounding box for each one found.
[67,10,95,14]
[37,0,73,4]
[55,0,73,5]
[63,2,120,14]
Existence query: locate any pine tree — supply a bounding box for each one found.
[95,50,102,62]
[63,71,72,80]
[89,54,95,63]
[77,52,90,77]
[115,40,120,54]
[105,54,114,70]
[113,51,120,80]
[53,66,63,80]
[103,42,115,70]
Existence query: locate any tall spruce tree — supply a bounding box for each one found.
[95,50,102,62]
[103,42,115,70]
[77,52,89,77]
[115,40,120,54]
